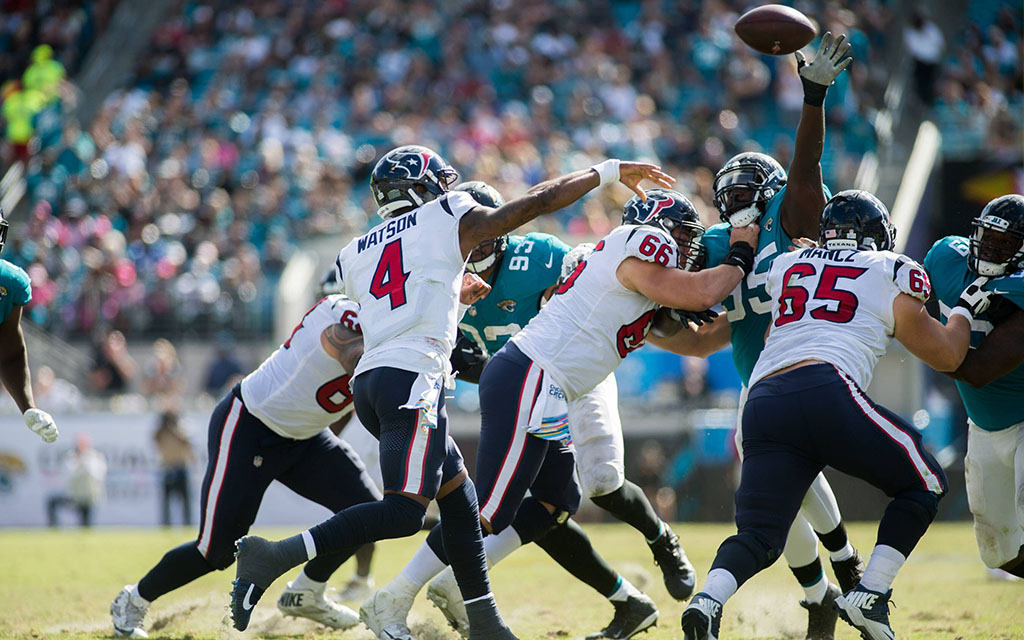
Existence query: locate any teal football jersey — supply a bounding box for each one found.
[703,184,831,385]
[459,232,570,355]
[0,259,31,324]
[924,236,1024,432]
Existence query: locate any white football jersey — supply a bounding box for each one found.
[336,190,477,378]
[512,224,678,401]
[240,295,361,440]
[749,248,932,389]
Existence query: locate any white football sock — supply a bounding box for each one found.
[128,584,150,607]
[802,575,829,605]
[483,527,522,568]
[701,568,738,605]
[829,542,856,562]
[395,542,447,594]
[860,544,906,593]
[608,576,643,602]
[291,568,327,592]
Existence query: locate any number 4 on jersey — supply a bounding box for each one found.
[370,239,410,309]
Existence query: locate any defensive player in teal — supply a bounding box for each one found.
[0,208,58,444]
[678,33,862,639]
[924,193,1024,579]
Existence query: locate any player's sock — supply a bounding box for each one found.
[790,559,828,604]
[484,525,522,568]
[535,519,620,597]
[607,575,643,602]
[396,533,449,594]
[128,584,151,607]
[701,568,739,605]
[290,567,327,592]
[136,542,215,602]
[308,493,426,554]
[590,481,663,541]
[436,478,508,635]
[302,549,356,582]
[860,544,905,593]
[817,523,855,562]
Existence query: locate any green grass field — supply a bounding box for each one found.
[0,522,1019,640]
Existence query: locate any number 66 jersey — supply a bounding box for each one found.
[749,247,931,390]
[511,224,678,401]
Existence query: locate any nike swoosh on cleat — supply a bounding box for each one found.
[243,583,256,610]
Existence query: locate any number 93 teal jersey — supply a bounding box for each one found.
[459,232,569,356]
[924,235,1024,432]
[701,184,832,385]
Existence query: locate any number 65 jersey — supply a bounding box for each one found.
[749,247,931,390]
[511,224,678,401]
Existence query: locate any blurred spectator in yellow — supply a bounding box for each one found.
[1,79,45,163]
[22,44,66,105]
[88,329,136,394]
[154,410,194,527]
[46,432,107,527]
[142,338,184,403]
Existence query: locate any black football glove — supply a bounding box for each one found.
[669,308,719,327]
[450,332,488,384]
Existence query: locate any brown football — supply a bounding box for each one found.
[734,4,816,56]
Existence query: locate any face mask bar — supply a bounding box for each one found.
[970,217,1024,277]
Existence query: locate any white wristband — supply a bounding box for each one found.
[458,302,471,321]
[591,159,621,187]
[948,306,973,323]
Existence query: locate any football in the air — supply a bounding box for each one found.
[734,4,817,55]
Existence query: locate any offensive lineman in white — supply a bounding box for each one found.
[228,144,675,639]
[681,191,993,640]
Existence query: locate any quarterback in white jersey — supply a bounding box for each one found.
[111,295,380,638]
[682,191,994,640]
[230,145,676,640]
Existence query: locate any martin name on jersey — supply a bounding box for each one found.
[459,232,569,356]
[336,190,478,379]
[750,247,931,389]
[512,224,678,401]
[240,295,360,440]
[924,236,1024,431]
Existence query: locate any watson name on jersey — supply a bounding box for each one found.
[512,224,678,401]
[750,247,931,389]
[240,295,361,439]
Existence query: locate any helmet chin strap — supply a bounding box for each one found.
[466,251,498,274]
[728,205,761,228]
[975,259,1007,277]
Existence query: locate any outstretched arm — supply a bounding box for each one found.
[0,306,33,413]
[948,304,1024,388]
[458,161,675,256]
[779,32,853,239]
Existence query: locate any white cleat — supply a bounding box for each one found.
[426,568,469,638]
[360,588,418,640]
[110,585,149,638]
[339,575,376,601]
[277,582,360,629]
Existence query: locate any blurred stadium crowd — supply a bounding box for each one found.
[0,0,1020,342]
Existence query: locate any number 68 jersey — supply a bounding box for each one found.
[749,247,931,390]
[511,224,678,401]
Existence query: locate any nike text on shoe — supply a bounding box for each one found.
[585,594,659,640]
[830,551,865,594]
[680,593,722,640]
[800,582,841,640]
[426,569,469,637]
[276,581,360,629]
[110,586,149,638]
[360,588,418,640]
[834,585,896,640]
[648,525,696,600]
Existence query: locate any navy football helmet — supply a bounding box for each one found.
[455,181,508,274]
[713,152,787,227]
[819,190,895,251]
[969,194,1024,277]
[622,188,706,271]
[369,145,460,219]
[0,205,8,255]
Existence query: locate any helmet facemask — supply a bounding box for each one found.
[664,219,707,271]
[713,165,783,227]
[466,235,508,274]
[969,215,1024,277]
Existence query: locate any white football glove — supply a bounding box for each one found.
[24,408,58,443]
[954,276,993,318]
[559,243,596,285]
[795,32,853,103]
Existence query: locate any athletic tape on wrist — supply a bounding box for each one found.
[591,159,621,187]
[949,306,973,322]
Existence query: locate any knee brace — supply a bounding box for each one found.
[509,497,562,543]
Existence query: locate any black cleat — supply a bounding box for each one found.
[833,584,896,640]
[830,551,865,594]
[230,536,293,631]
[799,582,841,640]
[680,593,722,640]
[648,525,696,601]
[585,594,659,640]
